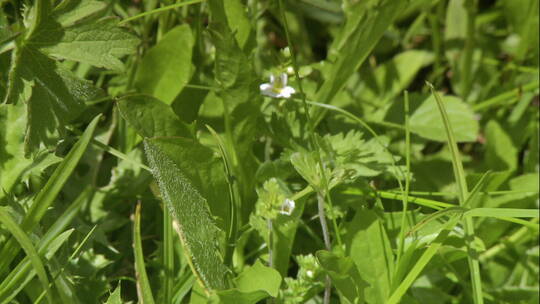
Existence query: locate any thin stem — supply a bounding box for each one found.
[317,192,331,250]
[461,0,478,100]
[396,91,411,268]
[277,0,341,249]
[480,218,539,262]
[267,219,274,268]
[118,0,204,25]
[318,191,332,304]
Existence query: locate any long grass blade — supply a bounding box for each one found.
[428,83,484,304]
[133,201,156,304]
[0,208,53,304]
[0,115,101,274]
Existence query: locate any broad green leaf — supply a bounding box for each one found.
[235,260,281,297]
[117,94,194,139]
[315,0,408,107]
[346,209,394,304]
[223,0,253,50]
[0,115,100,274]
[316,250,368,304]
[208,261,281,304]
[144,138,228,290]
[409,94,479,142]
[209,290,269,304]
[135,24,194,104]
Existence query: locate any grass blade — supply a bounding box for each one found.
[0,115,101,274]
[465,208,539,218]
[133,202,156,304]
[387,214,462,304]
[427,83,484,304]
[0,208,53,304]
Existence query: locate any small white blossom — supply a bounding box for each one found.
[260,73,296,99]
[279,198,296,215]
[286,66,295,74]
[306,270,314,278]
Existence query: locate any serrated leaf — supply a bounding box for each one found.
[143,138,228,291]
[117,94,194,139]
[35,17,139,71]
[135,24,194,104]
[4,46,101,155]
[409,94,479,142]
[208,0,258,110]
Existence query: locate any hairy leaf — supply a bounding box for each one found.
[144,138,228,290]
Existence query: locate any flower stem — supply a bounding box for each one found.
[317,191,332,304]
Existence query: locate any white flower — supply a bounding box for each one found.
[260,73,296,99]
[306,270,314,278]
[279,198,296,215]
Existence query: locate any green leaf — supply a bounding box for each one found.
[4,46,101,155]
[31,3,139,72]
[0,115,100,274]
[484,120,517,171]
[104,284,123,304]
[208,0,257,110]
[208,261,281,304]
[235,260,282,297]
[346,209,394,304]
[117,94,194,139]
[143,138,229,291]
[387,214,462,304]
[135,25,194,104]
[358,50,434,107]
[409,94,479,142]
[315,0,408,107]
[0,101,32,197]
[316,250,368,304]
[222,0,253,50]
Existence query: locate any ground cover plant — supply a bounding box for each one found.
[0,0,539,303]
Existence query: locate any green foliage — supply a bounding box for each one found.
[0,0,538,303]
[135,25,194,104]
[144,138,229,291]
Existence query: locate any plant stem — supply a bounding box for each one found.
[461,0,478,100]
[267,219,274,268]
[317,191,332,304]
[396,91,411,268]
